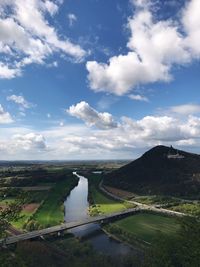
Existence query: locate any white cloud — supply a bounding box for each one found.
[12,133,47,151]
[0,62,21,79]
[0,0,86,79]
[131,0,151,8]
[169,104,200,115]
[0,104,13,124]
[1,110,200,159]
[68,13,77,27]
[129,94,149,102]
[43,0,59,15]
[67,101,118,129]
[7,94,34,109]
[182,0,200,57]
[86,0,199,96]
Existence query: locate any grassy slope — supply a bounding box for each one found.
[111,213,180,244]
[89,187,133,215]
[33,176,78,227]
[87,173,135,216]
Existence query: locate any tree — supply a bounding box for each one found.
[0,191,27,238]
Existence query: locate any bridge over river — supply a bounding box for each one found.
[0,207,141,246]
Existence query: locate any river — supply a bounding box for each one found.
[64,172,133,256]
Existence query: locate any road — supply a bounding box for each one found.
[0,207,140,246]
[1,175,188,247]
[99,181,187,217]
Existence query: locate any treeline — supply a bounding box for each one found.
[0,168,73,187]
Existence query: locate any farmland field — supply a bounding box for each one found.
[108,213,180,244]
[33,176,78,227]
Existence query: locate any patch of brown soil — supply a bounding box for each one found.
[23,203,40,213]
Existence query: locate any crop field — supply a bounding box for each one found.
[33,176,78,227]
[110,213,180,244]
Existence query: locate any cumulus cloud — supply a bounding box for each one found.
[0,104,13,124]
[46,114,200,158]
[1,110,200,159]
[129,94,149,102]
[0,0,86,79]
[7,94,34,109]
[12,133,47,151]
[67,101,118,129]
[182,0,200,57]
[86,0,200,95]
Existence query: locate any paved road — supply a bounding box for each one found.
[99,181,187,218]
[0,207,140,246]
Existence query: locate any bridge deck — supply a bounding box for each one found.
[0,208,140,246]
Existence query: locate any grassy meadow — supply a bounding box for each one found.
[87,173,135,216]
[105,213,180,245]
[89,187,134,216]
[33,176,78,227]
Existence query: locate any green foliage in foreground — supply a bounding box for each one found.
[0,191,27,238]
[108,213,180,244]
[0,237,138,267]
[0,216,199,267]
[134,195,183,206]
[33,176,78,227]
[170,203,200,217]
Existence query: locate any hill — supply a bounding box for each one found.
[104,146,200,198]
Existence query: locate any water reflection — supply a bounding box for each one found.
[64,172,89,222]
[64,172,133,256]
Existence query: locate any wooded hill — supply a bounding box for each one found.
[104,145,200,198]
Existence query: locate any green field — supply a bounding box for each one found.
[0,192,49,229]
[89,187,134,216]
[12,211,33,229]
[33,176,78,227]
[107,213,180,245]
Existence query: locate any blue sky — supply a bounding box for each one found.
[0,0,200,160]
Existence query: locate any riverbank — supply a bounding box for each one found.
[86,173,135,216]
[101,226,144,252]
[33,175,79,228]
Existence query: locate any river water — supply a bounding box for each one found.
[64,172,133,256]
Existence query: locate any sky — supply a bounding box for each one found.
[0,0,200,160]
